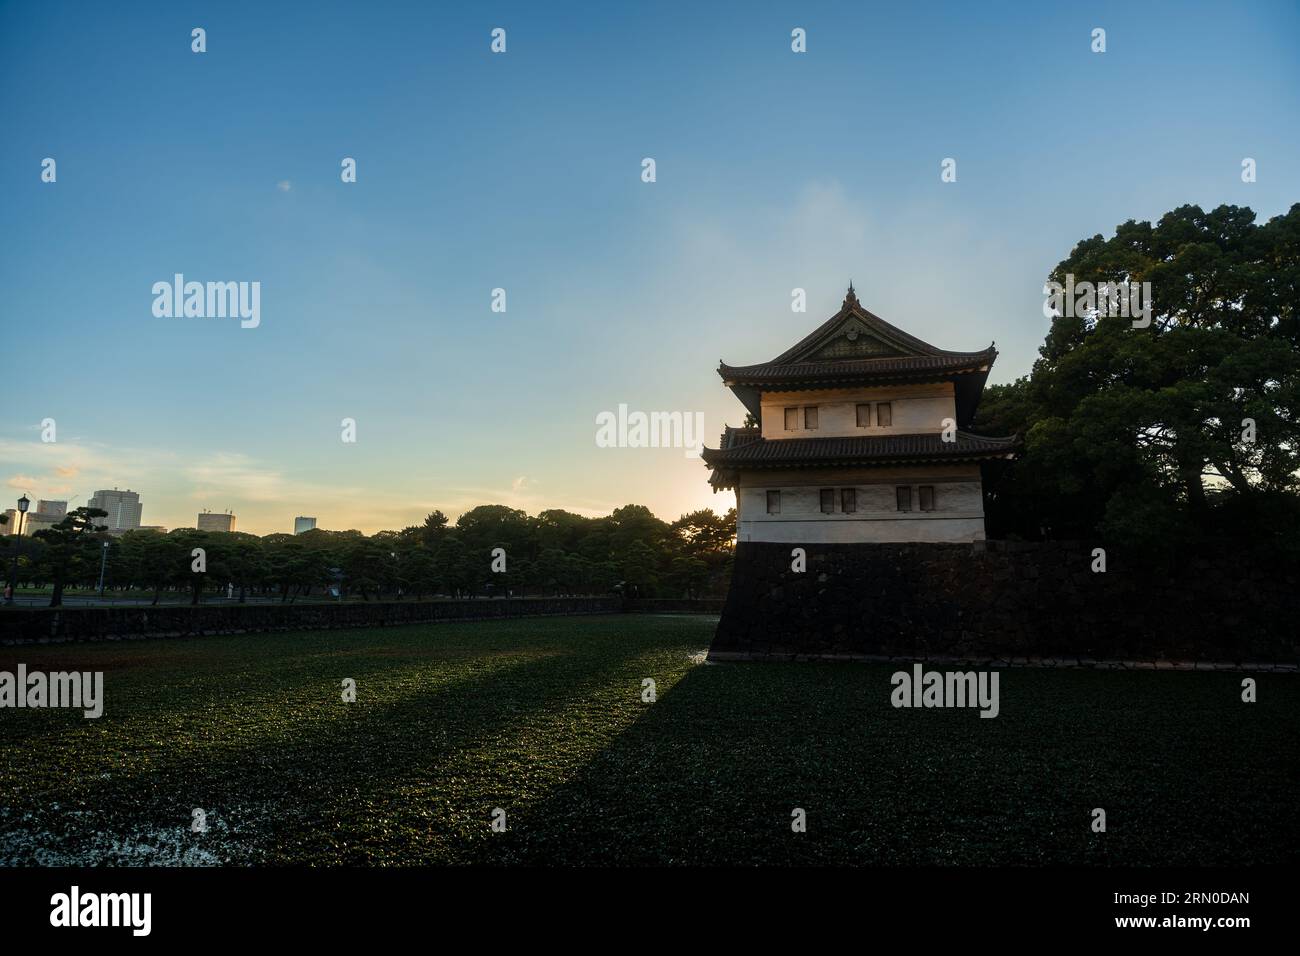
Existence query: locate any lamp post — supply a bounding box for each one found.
[5,495,30,606]
[97,540,109,601]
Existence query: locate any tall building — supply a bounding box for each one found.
[3,509,58,536]
[702,285,1018,543]
[87,489,143,534]
[294,516,317,535]
[197,511,236,533]
[23,512,62,535]
[2,499,70,535]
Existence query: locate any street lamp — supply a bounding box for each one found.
[97,540,110,600]
[5,495,31,605]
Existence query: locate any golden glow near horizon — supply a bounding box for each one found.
[1,435,737,536]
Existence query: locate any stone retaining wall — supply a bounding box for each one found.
[625,598,724,614]
[711,541,1299,664]
[0,597,623,645]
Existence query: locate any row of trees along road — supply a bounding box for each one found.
[1,504,736,607]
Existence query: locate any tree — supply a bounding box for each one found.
[410,510,450,550]
[607,504,668,553]
[398,546,438,600]
[534,548,568,595]
[117,530,183,605]
[668,509,734,596]
[170,530,232,605]
[455,506,535,556]
[225,533,266,603]
[434,535,473,598]
[621,539,660,596]
[670,509,733,555]
[34,507,109,606]
[342,538,393,600]
[668,555,709,598]
[535,509,593,553]
[975,203,1300,551]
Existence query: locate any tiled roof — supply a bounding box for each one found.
[719,351,995,384]
[714,287,999,425]
[717,426,761,449]
[701,431,1019,469]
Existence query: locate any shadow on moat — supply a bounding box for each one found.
[12,635,1297,866]
[497,660,1300,866]
[2,633,660,864]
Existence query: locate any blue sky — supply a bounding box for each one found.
[2,0,1297,534]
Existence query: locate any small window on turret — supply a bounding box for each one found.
[784,408,798,431]
[767,491,781,514]
[804,406,819,429]
[919,486,935,512]
[877,402,892,427]
[841,488,857,513]
[896,486,911,512]
[820,489,835,514]
[856,403,871,427]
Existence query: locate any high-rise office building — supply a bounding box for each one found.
[35,500,67,518]
[197,511,236,533]
[294,516,317,535]
[87,489,143,534]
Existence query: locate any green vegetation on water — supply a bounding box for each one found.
[0,615,1294,865]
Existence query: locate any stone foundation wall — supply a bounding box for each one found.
[0,597,623,645]
[711,541,1300,664]
[625,598,724,615]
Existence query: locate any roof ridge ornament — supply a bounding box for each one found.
[842,281,859,310]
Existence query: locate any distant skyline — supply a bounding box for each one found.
[3,1,1298,535]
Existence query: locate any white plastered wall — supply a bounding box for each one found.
[735,464,986,543]
[760,383,957,440]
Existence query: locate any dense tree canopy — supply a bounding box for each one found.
[3,503,735,606]
[977,203,1300,551]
